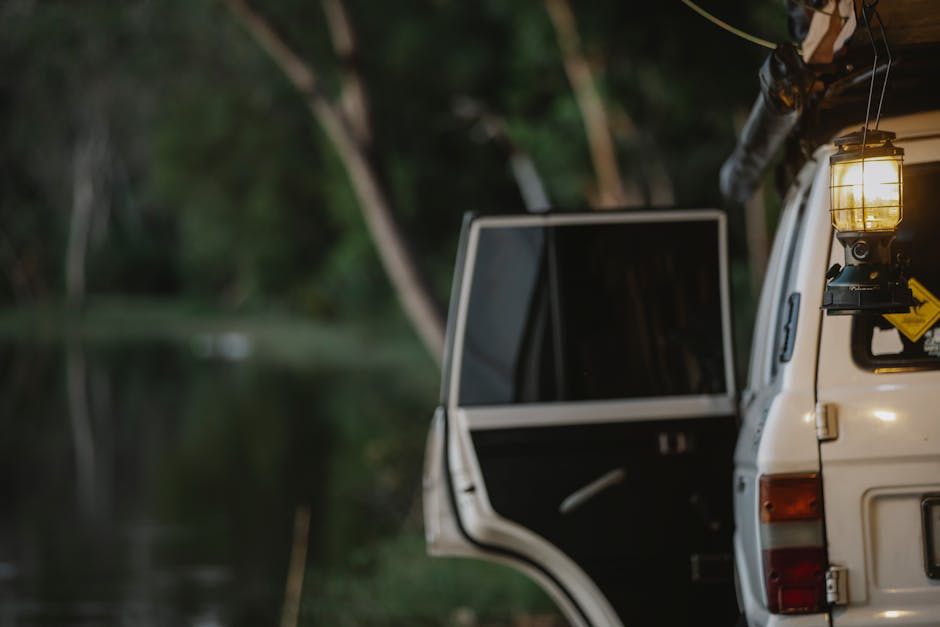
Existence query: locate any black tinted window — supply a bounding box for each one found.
[854,161,940,370]
[458,219,728,405]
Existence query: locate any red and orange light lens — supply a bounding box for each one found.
[762,547,827,614]
[759,473,822,523]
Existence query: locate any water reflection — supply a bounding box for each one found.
[0,327,562,626]
[0,335,430,626]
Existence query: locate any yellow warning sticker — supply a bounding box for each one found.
[884,278,940,342]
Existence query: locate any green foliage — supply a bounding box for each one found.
[307,532,561,626]
[1,0,787,321]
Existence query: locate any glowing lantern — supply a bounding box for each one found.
[823,129,912,315]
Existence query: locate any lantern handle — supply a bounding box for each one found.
[860,0,892,136]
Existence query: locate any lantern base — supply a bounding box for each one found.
[823,263,913,315]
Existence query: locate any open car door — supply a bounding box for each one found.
[423,210,739,626]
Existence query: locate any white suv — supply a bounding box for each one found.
[422,110,940,626]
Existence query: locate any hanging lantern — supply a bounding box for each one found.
[823,129,912,315]
[830,129,904,233]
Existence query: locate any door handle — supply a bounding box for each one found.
[559,468,626,515]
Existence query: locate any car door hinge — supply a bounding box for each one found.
[826,565,849,605]
[815,402,839,442]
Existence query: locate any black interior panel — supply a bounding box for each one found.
[471,416,738,626]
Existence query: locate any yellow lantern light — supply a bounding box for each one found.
[829,129,904,233]
[823,128,912,315]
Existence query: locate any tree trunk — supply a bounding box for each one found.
[546,0,677,209]
[545,0,635,208]
[65,120,109,309]
[65,135,97,308]
[223,0,445,361]
[745,183,769,295]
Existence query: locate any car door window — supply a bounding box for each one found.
[852,161,940,370]
[459,219,729,406]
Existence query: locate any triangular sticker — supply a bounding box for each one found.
[883,277,940,342]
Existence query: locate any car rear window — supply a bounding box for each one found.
[458,219,729,406]
[853,161,940,371]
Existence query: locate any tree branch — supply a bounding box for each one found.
[222,0,445,361]
[224,0,322,99]
[280,505,310,627]
[544,0,633,208]
[322,0,371,145]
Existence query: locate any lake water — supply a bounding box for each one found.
[0,320,561,626]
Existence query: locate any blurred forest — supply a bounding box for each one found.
[0,0,788,625]
[0,0,787,327]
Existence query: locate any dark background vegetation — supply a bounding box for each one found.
[0,1,786,625]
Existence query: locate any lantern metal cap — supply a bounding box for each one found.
[834,128,895,147]
[831,128,903,162]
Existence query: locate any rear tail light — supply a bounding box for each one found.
[759,473,827,614]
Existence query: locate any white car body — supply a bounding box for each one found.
[424,110,940,626]
[737,110,940,627]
